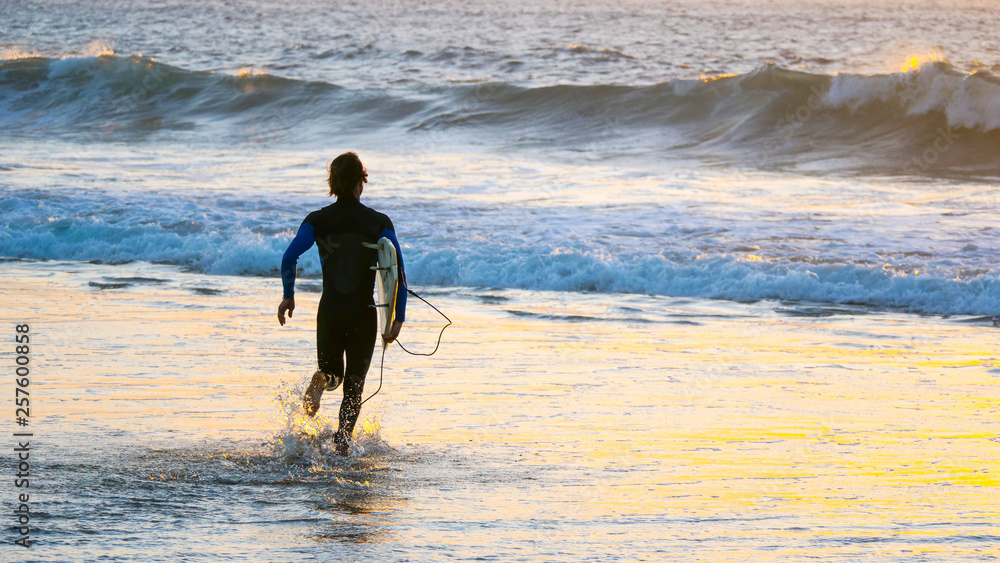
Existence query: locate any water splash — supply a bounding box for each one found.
[269,374,393,469]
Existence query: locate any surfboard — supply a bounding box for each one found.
[362,237,398,340]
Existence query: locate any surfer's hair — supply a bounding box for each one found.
[327,152,368,199]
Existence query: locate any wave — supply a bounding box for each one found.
[400,244,1000,317]
[2,55,1000,174]
[0,54,423,138]
[2,187,998,317]
[420,61,1000,175]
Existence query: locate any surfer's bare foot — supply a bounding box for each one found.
[303,370,326,417]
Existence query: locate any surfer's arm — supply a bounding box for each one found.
[379,228,407,324]
[281,221,316,299]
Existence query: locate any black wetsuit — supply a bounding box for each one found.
[281,197,406,444]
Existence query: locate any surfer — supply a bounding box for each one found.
[277,152,407,456]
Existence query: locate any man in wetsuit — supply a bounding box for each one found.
[277,152,406,456]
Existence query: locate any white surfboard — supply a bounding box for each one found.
[363,237,398,340]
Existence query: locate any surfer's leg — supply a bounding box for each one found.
[303,370,327,417]
[335,306,377,453]
[306,306,347,417]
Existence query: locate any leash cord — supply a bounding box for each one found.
[360,343,387,407]
[395,288,453,356]
[360,288,451,406]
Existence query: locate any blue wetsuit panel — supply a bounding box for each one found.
[281,221,315,299]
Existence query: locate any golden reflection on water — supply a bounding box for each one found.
[384,292,999,546]
[6,262,998,558]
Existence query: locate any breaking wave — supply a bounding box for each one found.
[2,186,998,317]
[2,55,999,174]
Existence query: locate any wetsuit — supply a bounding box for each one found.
[281,197,407,444]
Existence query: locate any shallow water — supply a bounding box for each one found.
[3,261,997,561]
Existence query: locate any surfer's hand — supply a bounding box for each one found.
[383,320,402,344]
[278,298,295,326]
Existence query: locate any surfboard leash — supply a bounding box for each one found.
[395,288,452,356]
[361,343,388,407]
[360,288,452,406]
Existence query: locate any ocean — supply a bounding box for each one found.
[1,0,998,560]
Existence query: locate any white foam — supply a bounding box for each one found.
[2,183,998,316]
[826,62,1000,131]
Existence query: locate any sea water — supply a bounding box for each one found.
[1,0,999,560]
